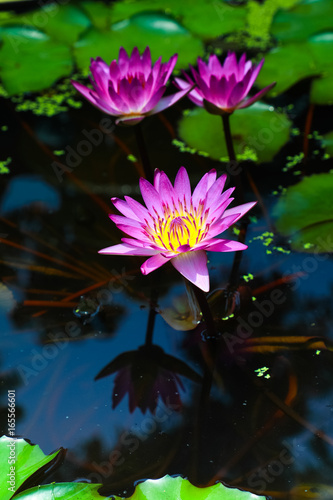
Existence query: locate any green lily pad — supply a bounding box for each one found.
[255,43,316,96]
[271,0,333,42]
[13,483,107,500]
[0,436,64,500]
[177,103,291,164]
[273,173,333,253]
[256,32,333,102]
[74,12,204,72]
[37,4,91,45]
[0,25,72,95]
[110,0,247,41]
[0,4,91,45]
[112,475,266,500]
[81,1,112,30]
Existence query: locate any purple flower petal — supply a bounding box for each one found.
[146,86,189,115]
[223,201,257,223]
[108,82,130,113]
[109,214,141,228]
[141,253,171,275]
[171,250,209,292]
[163,53,178,82]
[141,46,152,77]
[111,197,140,220]
[174,166,191,206]
[139,178,164,217]
[208,54,223,78]
[226,80,246,109]
[124,196,150,220]
[71,80,98,106]
[118,47,130,74]
[205,239,248,252]
[192,170,216,207]
[109,60,121,82]
[140,85,166,114]
[98,243,158,256]
[236,82,276,109]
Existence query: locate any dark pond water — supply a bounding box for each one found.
[1,1,333,499]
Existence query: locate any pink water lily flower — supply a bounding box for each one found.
[175,52,275,115]
[99,167,256,292]
[71,46,189,125]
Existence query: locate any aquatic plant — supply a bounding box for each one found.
[71,46,190,125]
[175,52,275,115]
[99,166,256,292]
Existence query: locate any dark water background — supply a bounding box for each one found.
[1,2,333,499]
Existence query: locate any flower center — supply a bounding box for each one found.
[144,203,211,253]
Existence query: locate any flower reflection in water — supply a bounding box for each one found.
[95,344,201,414]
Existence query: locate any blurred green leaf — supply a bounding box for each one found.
[177,103,291,164]
[110,0,247,41]
[256,32,333,103]
[273,173,333,253]
[74,12,204,72]
[271,0,333,42]
[0,25,73,95]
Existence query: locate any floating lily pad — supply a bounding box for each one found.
[37,4,91,45]
[81,1,112,30]
[271,0,333,42]
[13,483,107,500]
[0,4,91,44]
[273,173,333,253]
[256,32,333,102]
[110,0,248,41]
[0,436,64,500]
[0,26,72,95]
[177,103,291,164]
[74,12,204,71]
[111,475,266,500]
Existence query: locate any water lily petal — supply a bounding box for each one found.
[205,239,248,252]
[171,250,209,292]
[99,243,157,256]
[139,178,164,216]
[237,82,276,109]
[147,86,190,115]
[141,253,171,275]
[223,201,257,222]
[174,166,191,206]
[124,196,150,220]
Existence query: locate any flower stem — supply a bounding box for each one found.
[221,114,244,205]
[144,270,160,346]
[190,283,217,337]
[228,219,248,290]
[134,123,154,183]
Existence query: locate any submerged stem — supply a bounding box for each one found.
[221,114,244,205]
[144,270,160,346]
[134,123,154,183]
